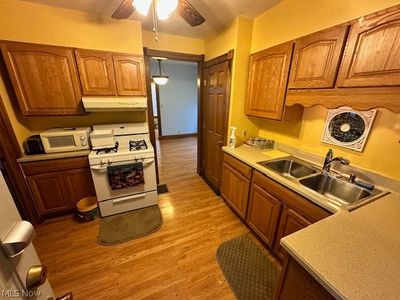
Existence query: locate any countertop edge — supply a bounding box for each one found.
[17,150,90,163]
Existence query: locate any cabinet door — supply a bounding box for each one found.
[0,42,83,115]
[289,26,348,88]
[113,54,146,96]
[63,168,96,206]
[245,42,293,120]
[27,172,73,215]
[274,207,311,260]
[220,163,250,219]
[337,6,400,87]
[74,49,117,96]
[247,183,282,247]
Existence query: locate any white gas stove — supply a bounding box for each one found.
[88,123,157,217]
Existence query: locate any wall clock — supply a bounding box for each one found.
[321,107,377,152]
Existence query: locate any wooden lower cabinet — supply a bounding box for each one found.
[220,163,250,219]
[273,206,312,260]
[27,172,72,215]
[277,257,335,300]
[22,157,96,218]
[246,183,282,247]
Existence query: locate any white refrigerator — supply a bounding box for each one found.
[0,170,54,300]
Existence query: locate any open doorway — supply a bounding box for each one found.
[144,49,204,188]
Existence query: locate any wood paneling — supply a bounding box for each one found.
[113,54,146,96]
[220,163,250,219]
[203,61,230,192]
[289,25,349,89]
[74,49,117,96]
[247,183,282,247]
[0,42,83,115]
[273,206,312,261]
[277,257,335,300]
[337,5,400,87]
[245,42,293,120]
[27,172,72,215]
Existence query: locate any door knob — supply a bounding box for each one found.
[26,265,47,291]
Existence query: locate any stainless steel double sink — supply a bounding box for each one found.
[258,157,386,210]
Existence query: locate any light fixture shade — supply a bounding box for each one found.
[133,0,152,16]
[156,0,178,20]
[152,76,169,85]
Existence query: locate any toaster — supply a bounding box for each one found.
[24,135,45,155]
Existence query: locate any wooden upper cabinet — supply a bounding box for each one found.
[337,6,400,87]
[113,54,146,96]
[289,26,349,89]
[74,49,117,96]
[0,42,83,115]
[246,42,293,120]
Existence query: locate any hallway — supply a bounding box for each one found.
[33,137,250,299]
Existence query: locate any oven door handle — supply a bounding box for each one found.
[90,165,108,171]
[112,193,146,204]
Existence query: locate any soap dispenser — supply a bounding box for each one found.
[229,127,237,149]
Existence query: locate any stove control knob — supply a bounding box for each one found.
[108,158,113,164]
[81,141,87,146]
[100,159,106,165]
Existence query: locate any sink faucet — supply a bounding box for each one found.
[322,149,350,174]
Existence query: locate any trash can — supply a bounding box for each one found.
[76,196,98,222]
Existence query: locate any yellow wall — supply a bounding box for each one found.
[142,31,204,54]
[204,17,259,140]
[251,0,400,180]
[0,0,145,151]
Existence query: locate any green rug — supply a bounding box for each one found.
[216,235,278,300]
[97,205,163,246]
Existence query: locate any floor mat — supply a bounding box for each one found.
[216,234,278,300]
[97,205,163,246]
[157,184,169,194]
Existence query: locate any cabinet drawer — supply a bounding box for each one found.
[22,156,89,175]
[253,171,330,222]
[99,191,157,217]
[223,153,252,179]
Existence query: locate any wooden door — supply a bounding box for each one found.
[113,54,146,96]
[337,6,400,87]
[273,206,311,260]
[203,61,230,192]
[245,42,293,120]
[27,172,73,215]
[289,25,349,88]
[247,183,282,247]
[0,42,83,115]
[63,168,96,206]
[220,163,250,219]
[74,49,117,96]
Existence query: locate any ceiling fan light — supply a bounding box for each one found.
[156,0,178,20]
[152,76,169,85]
[133,0,152,16]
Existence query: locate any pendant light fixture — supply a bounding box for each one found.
[132,0,178,41]
[152,58,169,85]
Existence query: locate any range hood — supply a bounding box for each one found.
[82,97,147,112]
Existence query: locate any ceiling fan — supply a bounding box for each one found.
[111,0,206,27]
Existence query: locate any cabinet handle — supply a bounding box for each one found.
[112,193,146,204]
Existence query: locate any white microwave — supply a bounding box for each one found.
[40,127,91,153]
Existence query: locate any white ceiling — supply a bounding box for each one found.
[21,0,281,38]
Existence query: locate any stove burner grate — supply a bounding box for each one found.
[130,140,147,151]
[95,142,119,155]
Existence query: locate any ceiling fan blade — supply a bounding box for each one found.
[176,0,205,27]
[112,0,135,19]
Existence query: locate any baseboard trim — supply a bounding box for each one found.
[158,133,197,140]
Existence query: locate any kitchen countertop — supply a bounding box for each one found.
[222,145,400,299]
[17,150,90,163]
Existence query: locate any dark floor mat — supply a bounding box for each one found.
[157,184,169,194]
[97,205,163,246]
[216,234,278,300]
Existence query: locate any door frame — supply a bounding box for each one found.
[143,48,205,181]
[0,91,41,224]
[201,50,234,192]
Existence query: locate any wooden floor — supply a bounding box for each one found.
[33,137,275,299]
